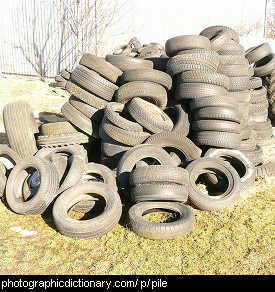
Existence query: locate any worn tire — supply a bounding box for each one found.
[128,201,195,239]
[52,182,122,239]
[186,157,241,210]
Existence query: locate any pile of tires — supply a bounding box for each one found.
[0,25,274,241]
[54,69,71,89]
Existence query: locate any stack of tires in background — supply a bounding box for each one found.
[245,43,275,147]
[1,26,275,241]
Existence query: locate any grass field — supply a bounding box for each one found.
[0,75,274,275]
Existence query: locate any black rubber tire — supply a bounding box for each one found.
[70,65,118,101]
[121,68,172,90]
[61,102,99,138]
[177,70,230,90]
[65,80,109,109]
[3,100,38,158]
[101,140,131,160]
[174,83,227,100]
[79,53,123,83]
[228,76,251,91]
[115,81,167,110]
[192,119,241,133]
[256,135,275,146]
[37,132,90,148]
[166,53,218,76]
[255,161,275,178]
[5,156,59,215]
[189,95,238,111]
[144,132,202,162]
[105,55,153,71]
[204,148,256,190]
[144,56,169,72]
[131,183,188,203]
[101,117,151,146]
[194,106,243,123]
[227,90,251,103]
[128,201,195,239]
[200,25,240,43]
[245,43,272,64]
[128,97,173,133]
[60,69,71,80]
[239,131,257,152]
[217,64,249,77]
[69,96,104,124]
[254,53,275,77]
[52,182,122,239]
[0,144,21,170]
[104,102,143,132]
[217,41,245,55]
[186,157,241,210]
[165,35,211,57]
[201,28,232,51]
[164,102,190,136]
[193,131,242,149]
[249,77,262,89]
[41,121,78,136]
[116,144,174,199]
[250,86,267,104]
[243,144,264,166]
[129,164,189,186]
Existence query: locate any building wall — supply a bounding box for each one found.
[0,0,269,77]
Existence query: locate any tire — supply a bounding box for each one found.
[127,97,173,133]
[194,106,243,123]
[104,102,143,132]
[174,83,227,100]
[204,148,256,190]
[37,132,90,147]
[52,182,122,239]
[79,53,123,83]
[217,41,245,55]
[115,81,167,110]
[70,65,118,101]
[239,131,257,152]
[164,102,190,136]
[121,68,172,90]
[3,100,38,158]
[68,96,104,124]
[105,55,154,71]
[65,80,109,109]
[101,140,131,160]
[144,131,202,162]
[5,156,59,215]
[61,102,99,138]
[166,52,218,76]
[128,201,195,239]
[192,119,241,133]
[255,161,275,178]
[101,117,151,146]
[256,135,275,146]
[186,157,241,210]
[165,35,211,57]
[219,55,249,65]
[254,53,275,77]
[245,43,272,64]
[60,69,71,80]
[0,144,21,170]
[116,144,174,199]
[144,56,169,72]
[227,90,251,103]
[201,27,232,51]
[131,183,188,203]
[228,76,251,91]
[41,121,78,136]
[243,144,264,166]
[200,25,240,43]
[193,131,242,149]
[250,86,267,104]
[177,70,230,90]
[129,164,189,186]
[217,64,249,77]
[189,95,238,111]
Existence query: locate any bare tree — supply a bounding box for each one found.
[14,0,129,78]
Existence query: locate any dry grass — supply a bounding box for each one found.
[0,75,274,275]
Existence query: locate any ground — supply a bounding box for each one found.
[0,74,274,275]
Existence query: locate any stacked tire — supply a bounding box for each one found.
[245,43,275,146]
[54,69,71,89]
